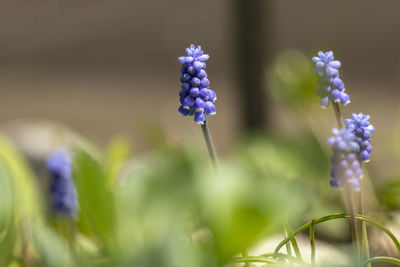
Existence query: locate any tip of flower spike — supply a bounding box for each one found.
[178,57,186,64]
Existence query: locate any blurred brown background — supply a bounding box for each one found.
[0,0,399,176]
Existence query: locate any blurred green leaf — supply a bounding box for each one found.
[236,134,329,181]
[0,218,17,266]
[267,50,317,109]
[0,162,17,266]
[198,162,304,262]
[114,145,216,267]
[233,134,348,240]
[32,221,75,266]
[0,135,42,264]
[73,150,116,250]
[0,135,41,220]
[105,137,131,186]
[0,161,14,233]
[377,175,400,210]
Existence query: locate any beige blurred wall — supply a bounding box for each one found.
[0,0,400,171]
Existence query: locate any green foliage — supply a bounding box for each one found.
[0,127,398,266]
[32,222,75,267]
[267,50,317,109]
[0,135,42,266]
[73,149,116,252]
[377,175,400,210]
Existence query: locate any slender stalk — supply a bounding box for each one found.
[274,213,400,257]
[229,256,278,264]
[201,119,253,261]
[345,183,361,265]
[284,230,292,258]
[284,223,303,261]
[332,102,361,265]
[363,256,400,266]
[333,103,344,128]
[359,182,371,267]
[241,249,253,267]
[310,219,316,266]
[260,253,305,264]
[283,230,294,266]
[201,120,218,171]
[231,254,306,265]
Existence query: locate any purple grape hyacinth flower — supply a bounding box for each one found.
[312,51,350,107]
[328,128,363,191]
[345,113,374,162]
[178,44,217,125]
[46,149,78,218]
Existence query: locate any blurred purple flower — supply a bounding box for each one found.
[46,149,78,218]
[345,113,374,162]
[328,128,362,191]
[313,51,350,107]
[178,44,216,125]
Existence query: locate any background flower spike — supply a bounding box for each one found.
[313,51,350,107]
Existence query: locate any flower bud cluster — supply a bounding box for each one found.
[178,44,216,125]
[312,51,350,107]
[328,128,363,190]
[46,149,78,218]
[345,113,374,162]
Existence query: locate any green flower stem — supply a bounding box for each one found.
[359,182,371,267]
[201,120,219,171]
[284,230,292,258]
[284,222,303,261]
[241,250,253,267]
[274,213,400,257]
[260,253,305,264]
[201,120,253,262]
[310,219,316,266]
[230,254,305,265]
[333,103,344,129]
[332,103,362,265]
[345,183,361,265]
[363,256,400,266]
[229,256,278,264]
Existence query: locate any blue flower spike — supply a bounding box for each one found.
[178,44,217,125]
[327,128,363,191]
[46,149,79,218]
[345,113,374,162]
[313,51,350,108]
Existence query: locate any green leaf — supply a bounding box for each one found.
[0,135,41,220]
[267,50,317,109]
[73,150,116,249]
[104,137,131,186]
[0,135,42,263]
[32,222,75,267]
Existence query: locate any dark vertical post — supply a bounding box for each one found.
[234,0,270,132]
